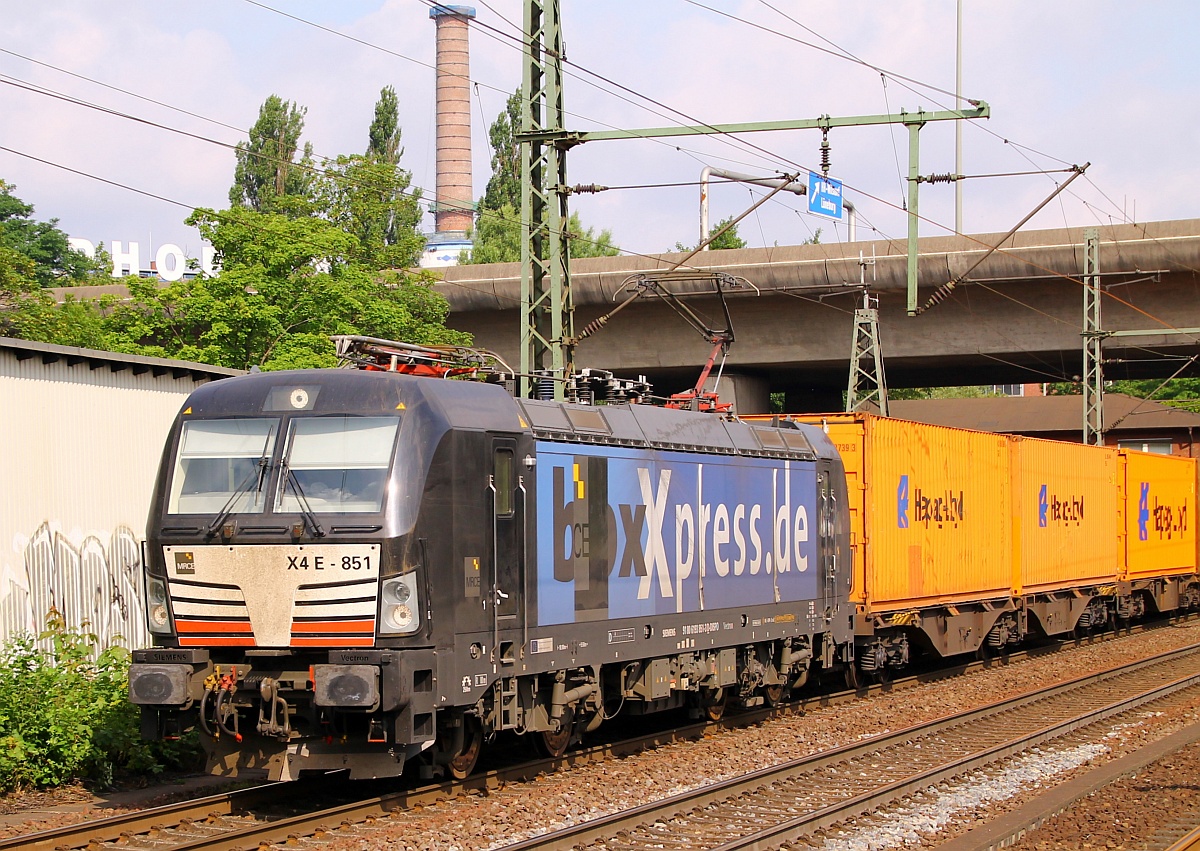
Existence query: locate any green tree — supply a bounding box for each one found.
[229,95,314,215]
[1105,378,1200,412]
[480,91,520,213]
[313,155,424,269]
[97,206,465,370]
[889,385,1000,400]
[308,87,424,269]
[3,103,464,364]
[0,181,102,287]
[464,89,618,264]
[467,204,522,265]
[1046,378,1200,410]
[568,215,620,258]
[367,85,403,165]
[675,216,747,252]
[463,203,617,264]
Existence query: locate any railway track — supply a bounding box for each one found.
[1168,826,1200,851]
[503,643,1200,851]
[4,626,1192,851]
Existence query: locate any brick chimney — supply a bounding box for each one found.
[429,5,476,237]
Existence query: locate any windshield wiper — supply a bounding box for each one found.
[204,425,275,539]
[282,467,327,539]
[205,454,270,538]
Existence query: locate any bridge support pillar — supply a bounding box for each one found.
[704,372,770,415]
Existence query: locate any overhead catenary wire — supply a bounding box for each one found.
[8,62,1174,358]
[4,0,1098,271]
[0,61,1175,349]
[5,1,1195,364]
[708,0,1139,232]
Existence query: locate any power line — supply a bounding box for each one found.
[0,47,246,139]
[684,0,976,105]
[5,1,1193,352]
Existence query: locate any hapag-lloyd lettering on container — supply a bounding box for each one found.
[897,475,965,529]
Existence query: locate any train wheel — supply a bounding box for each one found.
[699,687,726,721]
[536,726,571,759]
[762,684,785,706]
[534,709,573,759]
[446,716,483,780]
[844,663,861,690]
[872,665,893,686]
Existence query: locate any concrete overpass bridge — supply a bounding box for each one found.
[438,219,1200,412]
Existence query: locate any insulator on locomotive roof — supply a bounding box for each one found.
[535,372,556,401]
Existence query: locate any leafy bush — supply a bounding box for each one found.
[0,611,200,792]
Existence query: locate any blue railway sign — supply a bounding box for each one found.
[808,172,843,220]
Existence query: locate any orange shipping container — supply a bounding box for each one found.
[1122,450,1198,579]
[1009,437,1120,593]
[790,414,1012,612]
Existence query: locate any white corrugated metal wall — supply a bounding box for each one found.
[0,341,237,652]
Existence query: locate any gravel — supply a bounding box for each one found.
[4,621,1200,850]
[1006,735,1200,849]
[320,622,1200,851]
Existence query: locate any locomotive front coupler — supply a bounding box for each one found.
[256,677,292,739]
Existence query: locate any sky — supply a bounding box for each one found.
[2,1,1198,269]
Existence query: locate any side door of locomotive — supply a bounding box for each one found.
[817,462,839,612]
[488,435,525,663]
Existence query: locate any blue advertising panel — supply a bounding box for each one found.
[807,172,844,220]
[535,443,819,626]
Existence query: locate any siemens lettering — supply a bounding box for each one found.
[537,444,817,625]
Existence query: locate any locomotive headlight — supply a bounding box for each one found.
[385,604,414,631]
[380,575,420,634]
[146,577,174,635]
[383,579,410,604]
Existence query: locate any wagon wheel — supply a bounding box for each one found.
[843,662,861,691]
[762,683,785,706]
[445,715,484,780]
[534,708,574,759]
[871,664,893,686]
[699,687,726,721]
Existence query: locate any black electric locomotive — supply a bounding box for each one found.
[129,341,854,780]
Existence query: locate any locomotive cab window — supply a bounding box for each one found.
[168,418,278,514]
[277,416,399,513]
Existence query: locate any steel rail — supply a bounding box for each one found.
[494,642,1200,851]
[1,782,295,851]
[4,621,1189,851]
[1167,825,1200,851]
